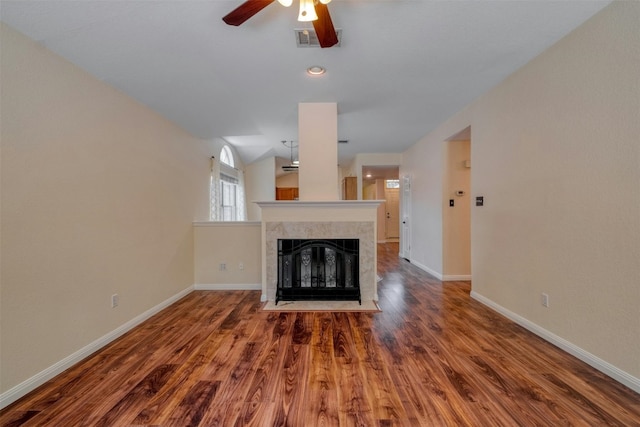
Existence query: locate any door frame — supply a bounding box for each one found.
[400,174,411,260]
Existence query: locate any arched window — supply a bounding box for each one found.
[220,145,234,168]
[210,145,245,221]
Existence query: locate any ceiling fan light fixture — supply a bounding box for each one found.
[282,140,299,171]
[277,0,293,7]
[307,65,326,75]
[298,0,318,22]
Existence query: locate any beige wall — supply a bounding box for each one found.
[193,222,261,287]
[403,1,640,386]
[0,24,216,396]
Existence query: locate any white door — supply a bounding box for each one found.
[401,175,411,259]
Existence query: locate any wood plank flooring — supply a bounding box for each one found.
[2,243,639,426]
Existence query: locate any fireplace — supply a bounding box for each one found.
[277,238,360,304]
[257,201,382,304]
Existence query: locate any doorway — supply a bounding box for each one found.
[361,166,399,243]
[401,174,411,260]
[443,126,471,279]
[384,180,400,241]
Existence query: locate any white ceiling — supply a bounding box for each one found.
[0,0,610,167]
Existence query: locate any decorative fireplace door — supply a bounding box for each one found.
[277,239,360,304]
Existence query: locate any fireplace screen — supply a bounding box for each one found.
[277,239,360,304]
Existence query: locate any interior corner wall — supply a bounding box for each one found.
[245,157,276,221]
[404,1,640,384]
[0,24,216,397]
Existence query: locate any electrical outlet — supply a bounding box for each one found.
[111,294,119,308]
[219,263,226,271]
[541,293,549,308]
[239,262,244,270]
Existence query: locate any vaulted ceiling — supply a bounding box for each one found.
[0,0,610,166]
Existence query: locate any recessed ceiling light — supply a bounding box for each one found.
[307,65,326,76]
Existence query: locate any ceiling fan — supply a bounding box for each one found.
[222,0,339,48]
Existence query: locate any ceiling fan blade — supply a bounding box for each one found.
[312,2,339,48]
[223,0,275,26]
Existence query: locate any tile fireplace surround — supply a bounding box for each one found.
[256,201,382,303]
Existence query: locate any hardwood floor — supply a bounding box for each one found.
[2,243,639,426]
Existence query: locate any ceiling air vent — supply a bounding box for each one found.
[295,29,341,48]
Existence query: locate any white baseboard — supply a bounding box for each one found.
[470,291,640,394]
[0,286,194,410]
[194,283,261,291]
[405,260,470,282]
[442,274,472,281]
[409,259,443,281]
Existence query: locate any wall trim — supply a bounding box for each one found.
[470,291,640,394]
[409,260,471,282]
[0,286,194,410]
[442,274,472,281]
[256,200,383,209]
[410,259,443,280]
[193,221,261,227]
[194,283,261,291]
